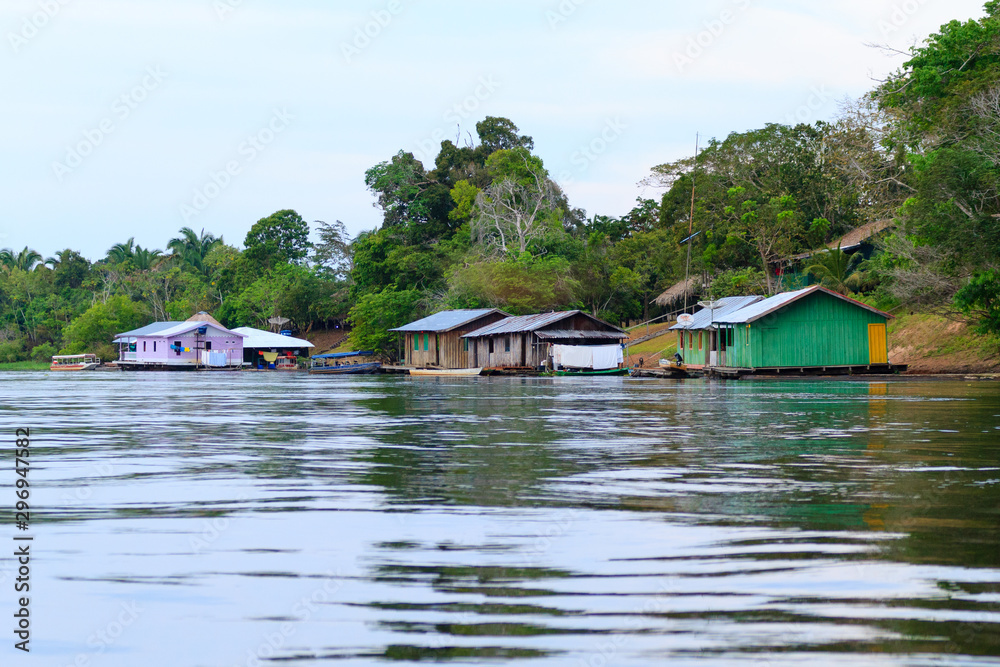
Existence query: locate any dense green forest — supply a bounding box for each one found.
[2,3,998,362]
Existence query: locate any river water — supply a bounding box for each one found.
[1,373,998,666]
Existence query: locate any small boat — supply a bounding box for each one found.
[549,367,630,377]
[309,350,381,375]
[274,356,300,371]
[657,358,693,377]
[409,367,483,377]
[309,362,382,375]
[50,354,101,371]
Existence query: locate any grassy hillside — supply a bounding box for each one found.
[888,312,1000,374]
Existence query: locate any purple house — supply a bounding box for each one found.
[114,320,246,371]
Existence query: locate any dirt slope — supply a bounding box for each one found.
[889,312,1000,374]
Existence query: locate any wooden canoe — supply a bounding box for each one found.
[409,367,483,377]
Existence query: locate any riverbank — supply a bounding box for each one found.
[0,361,50,371]
[889,311,1000,374]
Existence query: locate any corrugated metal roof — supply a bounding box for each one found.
[390,309,508,333]
[116,322,185,337]
[232,327,314,349]
[715,285,892,324]
[464,311,579,337]
[115,321,244,339]
[464,311,626,338]
[669,296,764,330]
[535,329,629,340]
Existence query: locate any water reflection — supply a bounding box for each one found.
[0,373,997,665]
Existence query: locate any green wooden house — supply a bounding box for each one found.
[713,286,893,371]
[670,295,764,367]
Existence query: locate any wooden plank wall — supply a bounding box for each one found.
[724,292,888,368]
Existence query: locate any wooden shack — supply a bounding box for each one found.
[463,311,628,370]
[713,285,894,371]
[391,309,509,369]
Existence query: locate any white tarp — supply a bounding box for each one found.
[205,351,229,367]
[552,344,623,370]
[590,345,624,370]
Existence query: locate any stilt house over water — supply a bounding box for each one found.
[712,285,893,371]
[462,311,628,370]
[115,315,245,370]
[671,295,764,367]
[391,309,510,369]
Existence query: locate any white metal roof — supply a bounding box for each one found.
[231,327,314,349]
[669,296,764,330]
[714,285,892,324]
[116,321,245,340]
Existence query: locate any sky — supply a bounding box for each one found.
[0,0,991,260]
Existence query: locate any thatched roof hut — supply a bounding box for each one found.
[790,220,895,261]
[186,311,225,328]
[653,277,703,308]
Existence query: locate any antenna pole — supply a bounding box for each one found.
[684,133,700,314]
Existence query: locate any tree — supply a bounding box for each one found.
[804,246,866,294]
[472,177,557,256]
[168,227,223,276]
[725,188,801,294]
[475,116,534,155]
[311,220,353,280]
[446,256,578,314]
[347,288,422,357]
[874,2,1000,321]
[243,210,312,272]
[106,238,137,264]
[710,267,769,298]
[1,247,43,272]
[132,247,165,272]
[45,249,90,289]
[61,295,150,359]
[365,151,452,237]
[621,198,661,235]
[955,270,1000,335]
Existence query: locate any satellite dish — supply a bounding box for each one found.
[698,300,723,309]
[677,314,694,324]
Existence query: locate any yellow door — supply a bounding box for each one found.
[868,323,888,364]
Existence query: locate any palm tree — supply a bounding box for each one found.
[0,247,43,271]
[0,248,14,270]
[804,245,865,294]
[107,238,137,264]
[45,248,77,269]
[132,246,165,271]
[168,227,222,276]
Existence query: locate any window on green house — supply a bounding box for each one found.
[414,335,418,351]
[423,333,429,351]
[463,338,468,351]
